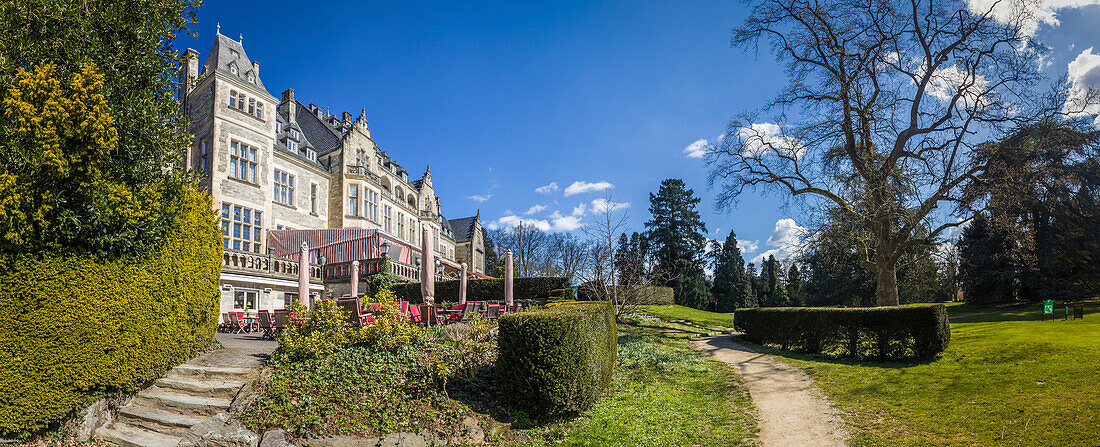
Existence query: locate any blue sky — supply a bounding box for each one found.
[178,0,1100,264]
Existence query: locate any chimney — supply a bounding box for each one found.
[251,61,259,77]
[281,89,295,125]
[178,48,200,108]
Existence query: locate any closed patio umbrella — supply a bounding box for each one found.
[459,262,468,305]
[504,249,513,308]
[421,226,434,304]
[350,259,359,297]
[298,242,310,309]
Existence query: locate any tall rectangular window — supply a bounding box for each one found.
[229,140,257,183]
[348,185,359,217]
[229,90,238,109]
[200,140,209,172]
[397,213,405,240]
[383,205,391,233]
[366,190,377,221]
[310,183,318,214]
[274,169,294,206]
[221,202,263,253]
[248,98,255,116]
[255,102,264,119]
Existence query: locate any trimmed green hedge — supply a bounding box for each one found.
[0,187,221,437]
[390,276,570,303]
[497,301,617,420]
[734,305,950,360]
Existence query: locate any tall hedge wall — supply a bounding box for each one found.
[734,305,950,360]
[497,301,617,420]
[0,187,221,437]
[390,276,570,303]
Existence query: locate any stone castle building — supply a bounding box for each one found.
[177,31,485,314]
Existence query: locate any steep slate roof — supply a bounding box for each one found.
[293,101,342,154]
[447,216,479,244]
[200,33,271,96]
[274,111,323,168]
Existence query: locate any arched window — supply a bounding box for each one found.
[248,98,255,115]
[229,90,238,109]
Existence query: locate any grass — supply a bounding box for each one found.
[637,305,737,328]
[655,301,1100,446]
[508,313,757,446]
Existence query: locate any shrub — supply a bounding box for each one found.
[734,305,950,360]
[576,281,674,305]
[275,289,421,362]
[390,276,570,303]
[497,301,617,420]
[549,288,575,301]
[0,186,220,437]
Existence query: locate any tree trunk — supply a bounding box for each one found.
[874,262,900,307]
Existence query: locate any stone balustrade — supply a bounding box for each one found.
[345,164,380,182]
[222,249,322,280]
[324,257,421,282]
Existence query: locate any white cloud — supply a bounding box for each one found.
[572,203,587,217]
[926,64,990,108]
[487,214,583,232]
[590,198,630,213]
[1064,47,1100,126]
[535,182,559,194]
[750,218,808,264]
[737,123,806,159]
[468,194,491,203]
[551,215,584,232]
[564,181,614,196]
[524,204,547,215]
[737,239,760,254]
[967,0,1100,37]
[683,139,709,158]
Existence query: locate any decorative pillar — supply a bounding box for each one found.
[459,262,468,305]
[350,259,359,298]
[298,242,309,309]
[504,250,514,308]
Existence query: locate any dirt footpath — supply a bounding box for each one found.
[691,336,848,447]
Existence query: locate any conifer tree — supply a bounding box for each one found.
[645,178,710,309]
[712,229,755,311]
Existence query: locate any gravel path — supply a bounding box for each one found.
[691,336,848,447]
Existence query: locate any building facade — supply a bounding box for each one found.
[178,32,485,315]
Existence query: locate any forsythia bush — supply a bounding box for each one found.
[274,290,423,362]
[0,186,221,437]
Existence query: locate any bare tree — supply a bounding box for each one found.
[546,232,590,280]
[708,0,1096,306]
[495,222,548,277]
[577,194,670,320]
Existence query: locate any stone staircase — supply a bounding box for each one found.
[95,363,255,447]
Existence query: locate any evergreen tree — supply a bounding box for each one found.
[645,179,710,309]
[958,213,1017,304]
[787,263,804,306]
[746,262,763,306]
[761,255,791,306]
[483,229,503,277]
[713,230,755,311]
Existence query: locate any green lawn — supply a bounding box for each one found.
[509,314,757,446]
[727,302,1100,446]
[637,305,737,328]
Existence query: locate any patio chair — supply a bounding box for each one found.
[409,304,422,325]
[456,302,481,323]
[486,304,502,319]
[228,312,244,334]
[219,313,231,332]
[272,309,289,338]
[443,304,465,323]
[336,297,366,326]
[257,310,275,339]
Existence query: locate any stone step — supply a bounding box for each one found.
[95,422,182,447]
[117,405,205,435]
[168,364,254,380]
[134,387,231,416]
[155,376,246,399]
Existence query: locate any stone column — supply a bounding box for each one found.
[298,242,309,309]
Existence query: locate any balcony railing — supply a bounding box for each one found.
[346,164,379,181]
[324,257,421,282]
[222,249,322,280]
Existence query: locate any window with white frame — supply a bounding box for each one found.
[255,101,264,119]
[282,292,297,309]
[412,218,418,243]
[290,129,300,139]
[306,149,316,161]
[383,205,392,233]
[273,169,295,206]
[248,98,255,116]
[348,185,359,217]
[397,213,405,240]
[287,140,298,153]
[355,149,367,167]
[229,90,239,109]
[310,183,318,215]
[366,189,377,221]
[229,140,257,183]
[233,289,257,310]
[221,203,263,253]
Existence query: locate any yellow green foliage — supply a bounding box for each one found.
[0,186,221,437]
[0,63,175,255]
[275,289,424,362]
